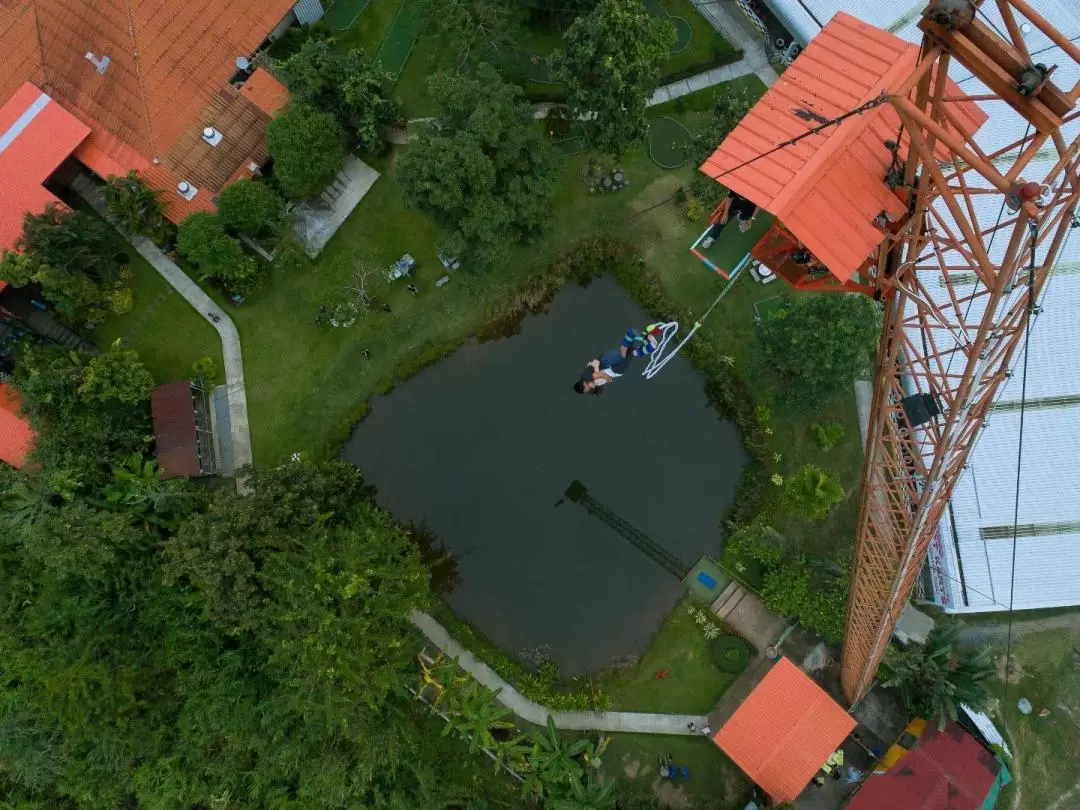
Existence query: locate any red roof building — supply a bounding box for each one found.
[0,383,34,468]
[712,657,856,802]
[846,722,1011,810]
[699,12,986,283]
[0,0,295,248]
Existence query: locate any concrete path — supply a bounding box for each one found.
[691,0,779,87]
[72,176,254,488]
[411,611,709,734]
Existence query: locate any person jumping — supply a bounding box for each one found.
[573,324,663,395]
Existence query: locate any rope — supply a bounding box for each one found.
[641,269,743,380]
[1001,219,1039,714]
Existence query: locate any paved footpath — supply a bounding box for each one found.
[411,611,709,734]
[72,176,254,487]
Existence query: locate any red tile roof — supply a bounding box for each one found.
[0,83,91,249]
[240,67,290,117]
[700,12,986,282]
[712,657,856,802]
[0,383,34,468]
[0,0,296,227]
[847,723,1007,810]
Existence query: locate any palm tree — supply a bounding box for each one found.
[881,626,995,729]
[103,170,169,242]
[548,772,616,810]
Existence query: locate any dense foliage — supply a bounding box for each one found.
[103,170,171,242]
[217,178,284,237]
[760,293,882,407]
[422,0,521,70]
[277,37,399,152]
[553,0,675,156]
[1,205,134,324]
[882,626,995,729]
[11,342,153,488]
[266,103,348,199]
[398,65,558,268]
[177,212,263,296]
[689,83,758,209]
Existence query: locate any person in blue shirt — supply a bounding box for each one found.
[574,325,662,394]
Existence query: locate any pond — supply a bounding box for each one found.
[341,276,746,674]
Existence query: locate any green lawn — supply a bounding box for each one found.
[603,597,739,714]
[998,628,1080,810]
[95,251,223,386]
[604,733,753,809]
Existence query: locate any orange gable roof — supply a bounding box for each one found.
[700,12,986,282]
[0,383,34,468]
[0,0,295,223]
[0,83,91,249]
[240,67,290,117]
[712,657,856,802]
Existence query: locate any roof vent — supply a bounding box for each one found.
[177,181,198,201]
[201,126,223,147]
[85,52,111,75]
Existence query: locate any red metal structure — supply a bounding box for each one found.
[700,1,1080,703]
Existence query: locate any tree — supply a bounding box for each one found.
[423,0,520,69]
[690,83,759,209]
[277,38,398,151]
[19,204,124,285]
[177,212,262,296]
[881,626,995,729]
[0,249,105,321]
[784,464,845,521]
[216,178,283,236]
[552,0,675,156]
[103,170,170,241]
[78,339,155,405]
[12,344,152,485]
[266,103,347,199]
[759,293,882,407]
[397,66,558,268]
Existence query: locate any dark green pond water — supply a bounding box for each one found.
[341,276,745,674]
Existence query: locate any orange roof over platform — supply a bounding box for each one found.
[0,83,90,249]
[0,383,34,468]
[712,657,856,802]
[700,12,986,282]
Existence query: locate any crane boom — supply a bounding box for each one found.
[841,0,1080,703]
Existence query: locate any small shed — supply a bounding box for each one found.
[847,722,1011,810]
[712,656,856,802]
[150,381,216,478]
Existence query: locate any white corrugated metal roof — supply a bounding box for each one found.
[763,0,1080,612]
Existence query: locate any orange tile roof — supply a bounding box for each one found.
[0,0,296,224]
[712,657,856,802]
[240,67,290,117]
[0,83,91,249]
[700,12,986,282]
[0,383,34,468]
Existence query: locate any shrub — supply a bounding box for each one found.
[710,635,750,673]
[177,213,263,297]
[784,464,845,521]
[266,103,346,200]
[761,561,848,643]
[217,179,283,236]
[811,421,846,451]
[107,287,134,315]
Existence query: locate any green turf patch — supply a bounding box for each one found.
[374,0,424,77]
[323,0,372,30]
[647,116,694,168]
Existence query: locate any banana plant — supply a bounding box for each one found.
[526,715,589,797]
[547,772,616,810]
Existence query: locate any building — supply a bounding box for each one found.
[847,720,1012,810]
[150,381,218,479]
[0,383,33,469]
[0,0,313,251]
[742,0,1080,614]
[711,657,856,802]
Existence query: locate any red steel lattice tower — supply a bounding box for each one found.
[841,0,1080,702]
